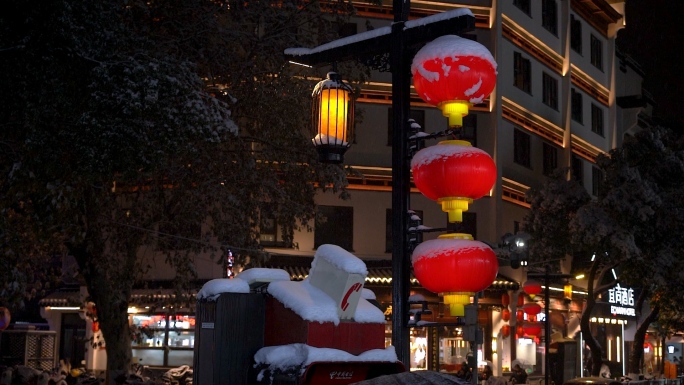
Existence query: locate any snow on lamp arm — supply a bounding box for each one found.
[411,140,497,223]
[411,35,497,128]
[411,233,498,317]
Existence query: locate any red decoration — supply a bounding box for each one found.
[528,314,537,322]
[523,303,542,316]
[411,140,497,222]
[517,293,525,307]
[411,233,498,316]
[516,309,524,322]
[502,308,511,322]
[523,322,542,337]
[501,325,511,338]
[516,325,524,337]
[0,307,10,331]
[502,293,510,307]
[92,321,100,333]
[411,35,497,127]
[523,280,543,297]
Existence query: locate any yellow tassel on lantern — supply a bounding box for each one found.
[437,196,473,223]
[444,292,472,316]
[438,101,470,127]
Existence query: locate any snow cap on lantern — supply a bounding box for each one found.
[411,140,497,222]
[411,35,497,127]
[411,233,498,317]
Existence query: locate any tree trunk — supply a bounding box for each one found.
[580,290,604,376]
[627,305,659,376]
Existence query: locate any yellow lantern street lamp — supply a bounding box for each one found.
[564,283,573,301]
[311,72,355,164]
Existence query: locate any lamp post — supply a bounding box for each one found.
[285,7,476,369]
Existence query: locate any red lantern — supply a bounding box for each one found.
[92,321,100,333]
[516,309,524,322]
[411,35,497,127]
[516,325,524,337]
[0,307,10,331]
[411,140,497,222]
[523,280,543,297]
[501,325,511,338]
[523,322,542,337]
[412,233,499,316]
[528,314,537,322]
[523,303,542,316]
[517,293,525,307]
[502,293,510,307]
[502,308,511,322]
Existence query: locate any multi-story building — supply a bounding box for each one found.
[38,0,656,377]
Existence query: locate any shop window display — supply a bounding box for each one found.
[130,314,195,367]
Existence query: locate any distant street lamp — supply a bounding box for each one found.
[311,72,355,164]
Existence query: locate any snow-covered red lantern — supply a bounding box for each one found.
[502,293,510,307]
[522,303,542,316]
[411,35,497,128]
[411,233,498,316]
[523,322,542,337]
[523,280,542,297]
[502,308,511,322]
[411,140,497,222]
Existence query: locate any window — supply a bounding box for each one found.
[571,88,583,123]
[514,52,531,93]
[591,104,604,136]
[590,34,603,70]
[592,166,604,197]
[542,72,558,109]
[570,15,582,54]
[542,0,558,35]
[513,0,531,15]
[572,155,584,186]
[514,129,531,168]
[388,109,425,146]
[386,209,423,253]
[315,205,353,251]
[542,142,558,176]
[259,204,290,248]
[131,314,195,367]
[446,212,477,239]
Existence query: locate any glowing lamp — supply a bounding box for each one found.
[523,303,542,316]
[411,35,497,127]
[311,72,355,164]
[523,280,542,297]
[411,233,498,316]
[411,140,497,222]
[564,284,573,300]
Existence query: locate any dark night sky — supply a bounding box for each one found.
[616,1,684,129]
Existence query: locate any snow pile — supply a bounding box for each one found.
[197,278,250,300]
[254,344,398,370]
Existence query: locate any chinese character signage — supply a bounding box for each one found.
[607,284,635,317]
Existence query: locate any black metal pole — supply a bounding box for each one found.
[390,0,411,369]
[544,266,551,385]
